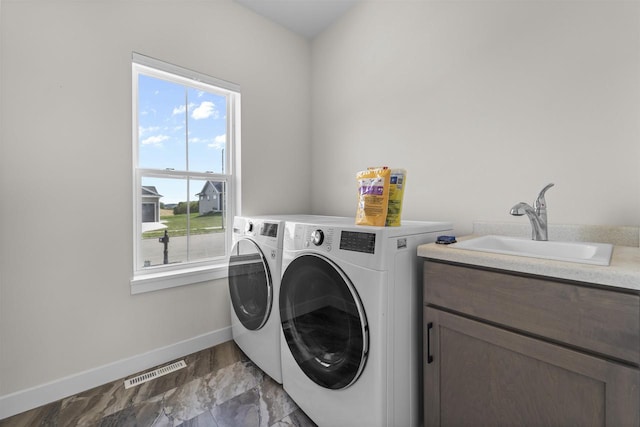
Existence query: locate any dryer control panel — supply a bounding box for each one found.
[339,231,376,254]
[291,224,377,255]
[292,224,336,252]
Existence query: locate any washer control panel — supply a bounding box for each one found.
[260,222,279,238]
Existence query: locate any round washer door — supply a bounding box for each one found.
[228,239,272,331]
[280,254,369,390]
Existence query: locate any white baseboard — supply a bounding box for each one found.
[0,327,232,420]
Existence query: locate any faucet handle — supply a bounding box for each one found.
[535,183,554,210]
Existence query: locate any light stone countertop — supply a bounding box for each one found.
[417,222,640,292]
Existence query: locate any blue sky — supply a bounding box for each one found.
[138,74,227,205]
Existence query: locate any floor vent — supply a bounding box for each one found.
[124,360,187,389]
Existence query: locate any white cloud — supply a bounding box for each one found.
[208,134,226,149]
[172,103,195,116]
[141,134,170,146]
[192,101,219,120]
[172,105,186,115]
[139,125,160,136]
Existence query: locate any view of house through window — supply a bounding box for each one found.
[133,54,239,275]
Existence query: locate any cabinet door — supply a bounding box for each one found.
[424,261,640,365]
[424,307,640,427]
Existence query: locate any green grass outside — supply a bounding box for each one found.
[142,212,224,239]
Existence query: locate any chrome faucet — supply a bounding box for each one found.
[510,183,554,241]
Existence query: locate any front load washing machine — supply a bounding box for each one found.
[228,216,286,383]
[279,218,452,427]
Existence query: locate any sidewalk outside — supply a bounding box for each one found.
[141,232,227,267]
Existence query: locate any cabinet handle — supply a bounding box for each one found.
[426,322,434,364]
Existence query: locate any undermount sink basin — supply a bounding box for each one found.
[453,235,613,266]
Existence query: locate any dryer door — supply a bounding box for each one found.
[280,254,369,390]
[228,239,272,331]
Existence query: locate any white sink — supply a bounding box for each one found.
[453,235,613,266]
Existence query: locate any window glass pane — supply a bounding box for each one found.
[138,74,187,171]
[140,176,187,268]
[140,176,226,269]
[187,88,227,173]
[190,178,227,260]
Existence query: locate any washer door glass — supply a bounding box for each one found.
[280,254,368,390]
[228,239,272,331]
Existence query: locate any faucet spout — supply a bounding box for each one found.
[510,183,554,241]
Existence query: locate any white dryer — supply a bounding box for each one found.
[228,216,286,383]
[279,218,453,427]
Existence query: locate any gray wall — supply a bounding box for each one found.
[311,1,640,234]
[0,0,311,398]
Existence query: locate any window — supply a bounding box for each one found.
[131,53,241,293]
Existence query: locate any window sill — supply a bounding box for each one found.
[130,262,228,294]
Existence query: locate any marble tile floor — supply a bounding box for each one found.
[0,340,317,427]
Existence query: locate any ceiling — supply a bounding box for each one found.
[234,0,358,39]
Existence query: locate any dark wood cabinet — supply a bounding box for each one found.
[423,260,640,427]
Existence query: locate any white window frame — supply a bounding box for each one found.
[130,53,241,294]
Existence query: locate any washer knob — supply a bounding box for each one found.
[245,221,254,233]
[311,229,324,246]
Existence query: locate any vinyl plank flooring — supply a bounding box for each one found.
[0,341,316,427]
